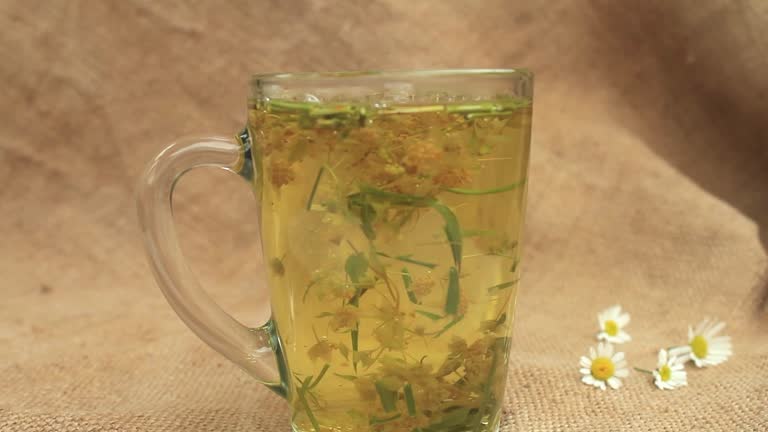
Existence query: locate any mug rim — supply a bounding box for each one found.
[251,68,532,83]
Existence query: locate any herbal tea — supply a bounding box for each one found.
[249,97,531,432]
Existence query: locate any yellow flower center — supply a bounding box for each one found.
[691,335,708,359]
[658,364,672,382]
[590,357,615,381]
[604,320,619,337]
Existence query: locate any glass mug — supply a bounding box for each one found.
[137,69,533,432]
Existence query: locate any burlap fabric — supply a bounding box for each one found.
[2,1,767,430]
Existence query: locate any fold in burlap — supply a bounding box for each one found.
[1,1,766,430]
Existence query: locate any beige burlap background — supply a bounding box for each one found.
[2,1,767,431]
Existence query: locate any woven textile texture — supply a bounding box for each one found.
[1,1,767,430]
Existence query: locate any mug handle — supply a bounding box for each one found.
[136,133,287,397]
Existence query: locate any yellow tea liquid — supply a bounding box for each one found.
[248,97,531,432]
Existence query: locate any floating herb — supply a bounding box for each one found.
[445,267,461,315]
[357,185,435,207]
[401,267,420,304]
[444,180,525,195]
[377,252,438,269]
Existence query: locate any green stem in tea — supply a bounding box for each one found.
[369,413,402,425]
[415,310,444,321]
[433,315,464,338]
[305,167,325,211]
[634,367,654,375]
[351,328,359,372]
[473,340,502,432]
[309,363,330,389]
[443,180,525,195]
[444,267,461,315]
[296,377,321,432]
[487,279,519,294]
[268,99,315,112]
[377,252,438,269]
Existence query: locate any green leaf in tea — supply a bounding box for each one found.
[404,383,417,416]
[334,373,358,381]
[432,203,462,270]
[374,380,398,412]
[347,193,378,240]
[345,253,368,284]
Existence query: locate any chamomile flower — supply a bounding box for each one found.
[670,318,732,367]
[653,349,687,390]
[597,305,631,344]
[580,342,629,390]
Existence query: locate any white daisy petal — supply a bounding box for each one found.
[616,313,630,327]
[695,318,710,335]
[607,377,622,389]
[614,368,630,378]
[612,352,625,363]
[704,321,725,338]
[658,349,668,366]
[580,356,592,368]
[589,346,597,359]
